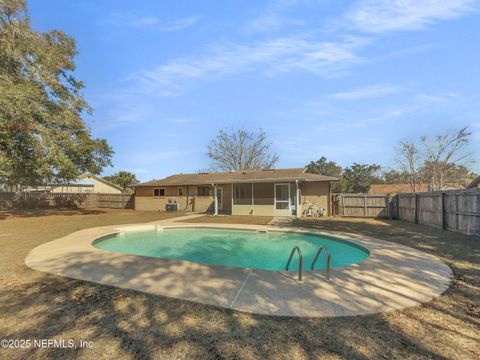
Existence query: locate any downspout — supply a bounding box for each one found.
[328,182,332,216]
[252,182,254,216]
[296,179,301,219]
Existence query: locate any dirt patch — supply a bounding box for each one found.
[0,212,479,359]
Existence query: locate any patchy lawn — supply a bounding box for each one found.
[180,215,273,225]
[0,212,479,359]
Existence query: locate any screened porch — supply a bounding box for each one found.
[215,182,301,217]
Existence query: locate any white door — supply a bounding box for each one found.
[216,187,223,210]
[274,183,291,216]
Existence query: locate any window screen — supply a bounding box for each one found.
[233,183,252,205]
[153,188,165,197]
[197,186,211,196]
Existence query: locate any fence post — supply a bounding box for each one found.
[364,194,367,217]
[395,195,399,220]
[455,193,460,231]
[441,192,447,230]
[386,194,391,219]
[414,194,419,224]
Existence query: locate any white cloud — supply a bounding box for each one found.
[326,84,405,100]
[376,43,442,61]
[244,0,303,33]
[345,0,476,33]
[303,89,464,131]
[96,104,151,130]
[128,36,367,96]
[97,105,199,130]
[106,0,476,99]
[160,17,200,32]
[414,92,460,104]
[131,16,160,27]
[107,13,198,31]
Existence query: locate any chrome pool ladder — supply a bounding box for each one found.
[311,245,331,280]
[286,246,303,281]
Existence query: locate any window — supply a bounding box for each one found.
[153,188,165,197]
[233,183,252,205]
[197,186,211,196]
[178,187,184,196]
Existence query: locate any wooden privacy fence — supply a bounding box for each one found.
[398,188,480,236]
[0,192,134,210]
[333,193,396,218]
[333,189,480,236]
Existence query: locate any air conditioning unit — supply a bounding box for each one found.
[166,203,178,212]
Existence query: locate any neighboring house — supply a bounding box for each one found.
[133,168,338,217]
[48,174,124,194]
[368,184,430,194]
[368,183,463,194]
[466,176,480,189]
[2,174,124,194]
[0,184,20,192]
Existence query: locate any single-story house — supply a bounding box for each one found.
[133,168,338,217]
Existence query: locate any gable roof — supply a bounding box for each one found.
[134,168,338,187]
[78,173,124,191]
[467,176,480,188]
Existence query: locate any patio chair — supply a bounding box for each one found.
[303,201,317,217]
[303,202,326,217]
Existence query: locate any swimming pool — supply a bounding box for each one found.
[93,227,370,271]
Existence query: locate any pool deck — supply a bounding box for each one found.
[25,214,452,318]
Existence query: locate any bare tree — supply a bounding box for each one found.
[207,128,279,171]
[397,141,422,192]
[421,128,472,190]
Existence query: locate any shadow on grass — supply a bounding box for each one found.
[0,271,467,359]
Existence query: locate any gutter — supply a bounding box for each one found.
[133,177,339,187]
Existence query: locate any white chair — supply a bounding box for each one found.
[303,202,316,217]
[303,202,325,217]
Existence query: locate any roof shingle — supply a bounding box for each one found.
[135,168,337,187]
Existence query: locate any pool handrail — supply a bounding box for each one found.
[286,246,303,282]
[311,245,331,280]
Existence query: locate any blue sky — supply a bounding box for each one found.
[30,0,480,181]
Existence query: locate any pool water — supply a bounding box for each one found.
[94,228,369,271]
